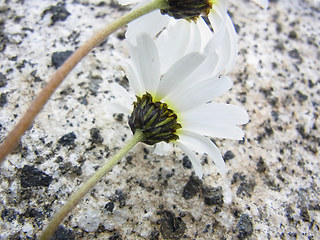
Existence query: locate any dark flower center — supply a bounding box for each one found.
[161,0,214,21]
[128,93,182,145]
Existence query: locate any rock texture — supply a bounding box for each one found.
[0,0,319,239]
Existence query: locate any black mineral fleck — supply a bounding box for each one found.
[0,72,7,87]
[182,175,202,200]
[160,210,186,239]
[105,201,114,212]
[285,206,295,222]
[182,155,192,169]
[1,208,18,222]
[110,190,127,208]
[90,128,104,144]
[52,51,73,69]
[20,165,53,188]
[0,92,7,107]
[202,186,224,206]
[236,214,254,239]
[300,206,310,222]
[42,2,71,25]
[58,132,76,147]
[295,90,308,103]
[51,226,75,240]
[256,157,267,173]
[235,175,256,198]
[149,230,160,240]
[224,150,235,161]
[109,233,122,240]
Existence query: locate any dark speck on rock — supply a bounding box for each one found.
[231,172,246,184]
[300,206,310,222]
[114,113,124,122]
[288,49,302,62]
[256,157,267,173]
[236,214,254,240]
[223,150,235,161]
[232,173,255,198]
[58,132,76,146]
[0,92,7,107]
[109,233,122,240]
[274,42,285,52]
[149,230,160,240]
[89,75,103,95]
[182,155,192,169]
[51,226,75,240]
[20,165,53,188]
[308,80,315,88]
[202,186,224,206]
[59,162,72,174]
[160,210,186,240]
[42,2,71,25]
[285,206,295,222]
[288,30,297,39]
[105,201,115,212]
[0,72,7,87]
[90,128,104,144]
[1,208,18,222]
[182,175,202,200]
[294,90,308,103]
[78,95,88,105]
[52,51,73,69]
[112,189,127,208]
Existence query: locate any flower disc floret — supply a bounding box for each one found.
[129,93,182,145]
[161,0,214,21]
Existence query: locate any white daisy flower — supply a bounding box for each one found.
[110,33,248,178]
[120,0,231,48]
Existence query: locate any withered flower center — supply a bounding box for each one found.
[128,93,182,145]
[161,0,214,21]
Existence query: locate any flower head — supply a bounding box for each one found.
[120,0,231,49]
[160,0,214,21]
[110,33,248,178]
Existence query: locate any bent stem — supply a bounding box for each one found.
[0,0,169,164]
[39,129,144,240]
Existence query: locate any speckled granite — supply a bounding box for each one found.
[0,0,319,239]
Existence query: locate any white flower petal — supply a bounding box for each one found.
[184,124,245,140]
[221,15,238,74]
[186,21,202,53]
[184,52,220,85]
[175,141,204,178]
[177,130,226,174]
[123,60,144,96]
[125,11,169,44]
[180,103,248,140]
[108,84,133,115]
[251,0,269,8]
[135,34,161,94]
[167,76,233,112]
[206,12,227,53]
[156,20,191,73]
[181,103,249,125]
[155,52,205,101]
[108,102,131,115]
[197,18,214,48]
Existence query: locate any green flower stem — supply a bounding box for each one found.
[39,129,144,240]
[0,0,169,164]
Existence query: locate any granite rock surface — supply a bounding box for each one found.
[0,0,319,239]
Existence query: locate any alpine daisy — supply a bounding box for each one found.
[110,33,248,178]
